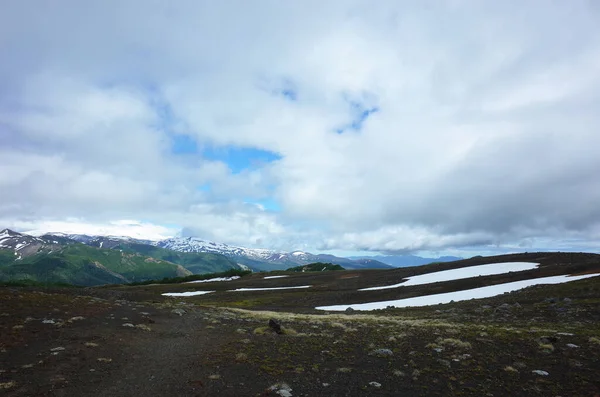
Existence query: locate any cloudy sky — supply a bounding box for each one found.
[2,1,600,256]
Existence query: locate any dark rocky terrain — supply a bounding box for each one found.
[1,252,599,396]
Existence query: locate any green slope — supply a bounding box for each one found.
[113,242,240,274]
[0,244,192,286]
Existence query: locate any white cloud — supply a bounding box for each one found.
[1,1,600,255]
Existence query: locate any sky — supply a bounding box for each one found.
[1,1,600,257]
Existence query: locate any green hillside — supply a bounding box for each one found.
[113,242,240,274]
[0,244,192,286]
[286,262,345,272]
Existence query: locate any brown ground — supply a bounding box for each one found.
[2,252,600,396]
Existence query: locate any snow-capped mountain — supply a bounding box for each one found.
[156,237,392,270]
[157,237,279,262]
[0,229,68,258]
[45,233,154,249]
[4,230,392,271]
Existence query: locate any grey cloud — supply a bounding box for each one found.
[1,1,600,255]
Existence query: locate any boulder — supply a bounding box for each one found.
[269,319,283,334]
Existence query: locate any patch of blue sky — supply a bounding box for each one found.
[245,197,281,212]
[171,133,199,154]
[336,97,380,134]
[203,146,281,174]
[256,74,298,102]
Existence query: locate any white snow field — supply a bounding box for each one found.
[162,290,215,297]
[228,285,311,292]
[316,273,599,311]
[263,275,289,279]
[185,276,240,284]
[359,262,539,291]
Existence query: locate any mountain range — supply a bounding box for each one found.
[0,229,401,286]
[350,254,463,268]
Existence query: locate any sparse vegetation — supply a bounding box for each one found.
[286,262,345,272]
[126,268,251,286]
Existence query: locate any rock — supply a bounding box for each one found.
[371,348,393,357]
[97,358,112,363]
[369,381,382,388]
[544,297,558,304]
[539,336,558,344]
[532,370,549,376]
[50,347,65,352]
[345,307,354,313]
[513,302,522,308]
[322,383,330,387]
[171,309,186,316]
[122,323,135,328]
[85,342,99,347]
[42,319,55,324]
[268,319,283,334]
[566,343,579,348]
[496,303,511,310]
[68,316,85,322]
[563,297,572,303]
[269,382,292,397]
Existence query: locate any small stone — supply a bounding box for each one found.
[50,347,65,352]
[566,343,579,348]
[122,323,135,328]
[85,342,99,347]
[0,381,17,390]
[539,336,558,344]
[277,391,292,397]
[371,348,393,357]
[369,381,382,388]
[68,316,85,322]
[171,309,186,316]
[322,383,330,387]
[42,319,55,324]
[532,370,549,376]
[97,358,112,363]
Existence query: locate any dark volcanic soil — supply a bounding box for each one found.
[2,253,600,396]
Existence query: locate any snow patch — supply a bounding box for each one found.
[162,290,215,297]
[360,262,539,291]
[263,275,289,279]
[316,274,599,311]
[229,285,311,292]
[185,276,240,284]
